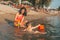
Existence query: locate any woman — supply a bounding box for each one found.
[14,7,27,28]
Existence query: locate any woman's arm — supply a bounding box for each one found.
[15,13,19,21]
[23,29,27,31]
[21,17,24,23]
[32,24,40,29]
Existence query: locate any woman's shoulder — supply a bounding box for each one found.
[17,12,19,14]
[16,12,19,15]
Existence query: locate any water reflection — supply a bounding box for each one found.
[13,27,50,40]
[14,27,20,36]
[46,15,60,40]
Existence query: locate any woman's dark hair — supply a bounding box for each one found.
[19,7,27,16]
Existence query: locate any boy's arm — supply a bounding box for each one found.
[32,24,40,29]
[21,17,24,23]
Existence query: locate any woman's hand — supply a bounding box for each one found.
[23,29,26,31]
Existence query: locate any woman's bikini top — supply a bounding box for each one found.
[16,15,24,22]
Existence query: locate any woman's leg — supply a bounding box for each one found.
[14,21,18,27]
[20,20,28,27]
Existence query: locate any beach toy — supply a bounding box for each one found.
[38,25,45,32]
[14,20,21,28]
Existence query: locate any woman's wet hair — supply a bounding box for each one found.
[19,7,27,16]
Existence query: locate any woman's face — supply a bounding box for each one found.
[21,9,25,14]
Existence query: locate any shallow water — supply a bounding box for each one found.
[0,15,60,40]
[46,15,60,40]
